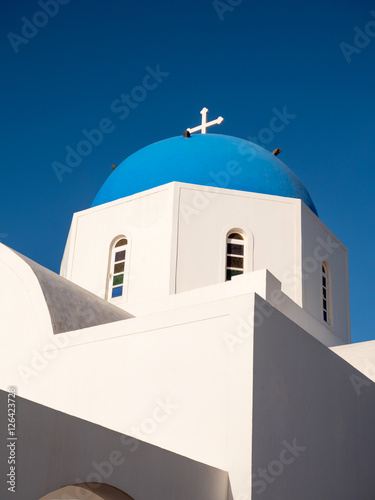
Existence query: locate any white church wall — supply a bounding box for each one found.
[62,183,303,308]
[0,238,352,499]
[252,295,375,500]
[60,181,349,345]
[176,184,302,303]
[60,185,177,304]
[301,206,350,343]
[2,291,257,498]
[125,269,343,348]
[0,389,230,500]
[331,340,375,382]
[9,295,254,471]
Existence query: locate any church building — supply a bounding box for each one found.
[1,108,375,499]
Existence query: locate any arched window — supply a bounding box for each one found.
[226,231,245,281]
[322,262,330,324]
[108,237,128,300]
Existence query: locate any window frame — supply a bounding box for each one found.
[321,262,331,325]
[107,236,129,301]
[225,230,246,281]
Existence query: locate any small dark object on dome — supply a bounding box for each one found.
[112,164,117,170]
[183,130,191,138]
[272,148,282,156]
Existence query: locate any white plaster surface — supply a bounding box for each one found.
[0,181,355,499]
[331,340,375,382]
[61,182,350,342]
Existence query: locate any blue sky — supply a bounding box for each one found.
[1,0,374,342]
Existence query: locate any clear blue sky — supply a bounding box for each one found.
[1,0,374,342]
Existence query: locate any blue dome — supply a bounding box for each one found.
[92,134,318,216]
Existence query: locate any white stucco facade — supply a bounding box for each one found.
[61,181,350,344]
[3,135,372,499]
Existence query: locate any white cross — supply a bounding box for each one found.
[187,107,224,135]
